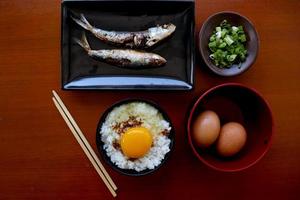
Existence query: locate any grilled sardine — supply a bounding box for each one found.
[74,33,167,68]
[71,14,176,49]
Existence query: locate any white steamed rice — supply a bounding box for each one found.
[100,102,171,172]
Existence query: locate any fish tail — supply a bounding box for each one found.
[80,14,93,29]
[70,14,93,31]
[73,32,91,52]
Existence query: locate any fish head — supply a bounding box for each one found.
[146,23,176,47]
[150,54,167,66]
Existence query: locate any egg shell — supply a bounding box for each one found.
[217,122,247,157]
[193,110,221,148]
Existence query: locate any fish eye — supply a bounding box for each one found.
[154,57,163,64]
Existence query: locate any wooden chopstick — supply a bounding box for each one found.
[52,97,117,197]
[52,92,117,197]
[52,90,117,191]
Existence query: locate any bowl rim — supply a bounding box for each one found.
[96,98,175,176]
[187,83,275,172]
[199,11,260,76]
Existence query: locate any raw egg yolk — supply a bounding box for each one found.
[120,127,152,159]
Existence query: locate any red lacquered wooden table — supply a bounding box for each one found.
[0,0,299,199]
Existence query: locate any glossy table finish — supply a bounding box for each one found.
[0,0,299,199]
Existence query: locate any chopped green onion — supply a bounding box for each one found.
[239,34,247,42]
[221,29,227,37]
[207,20,248,68]
[232,26,239,33]
[216,31,222,39]
[219,42,226,48]
[224,35,234,46]
[210,35,216,41]
[227,54,237,62]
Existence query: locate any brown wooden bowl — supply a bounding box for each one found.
[199,11,259,76]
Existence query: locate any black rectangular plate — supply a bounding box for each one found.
[61,0,195,90]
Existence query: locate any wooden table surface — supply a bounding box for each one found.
[1,0,300,199]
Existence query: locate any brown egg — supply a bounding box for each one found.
[193,110,221,148]
[217,122,247,157]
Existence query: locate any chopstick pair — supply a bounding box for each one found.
[51,90,117,197]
